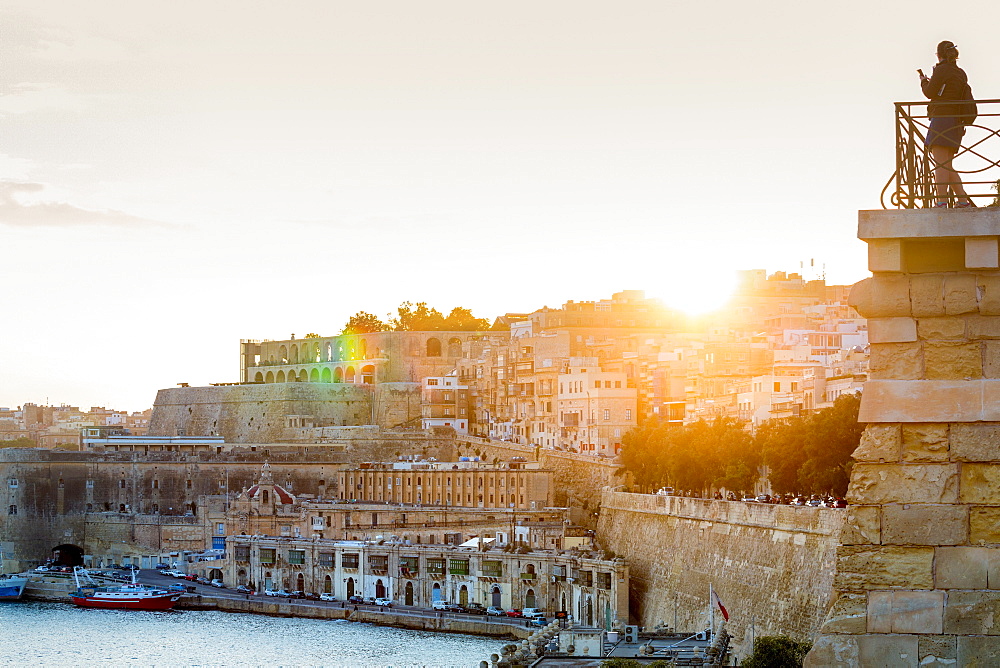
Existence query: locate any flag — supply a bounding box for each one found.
[711,589,729,622]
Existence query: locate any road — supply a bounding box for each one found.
[138,569,543,629]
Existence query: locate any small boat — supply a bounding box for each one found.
[0,574,28,601]
[69,567,182,610]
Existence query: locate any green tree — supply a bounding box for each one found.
[390,302,446,331]
[443,306,490,331]
[0,437,36,448]
[342,311,388,334]
[742,635,812,668]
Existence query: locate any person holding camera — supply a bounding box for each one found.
[919,40,974,209]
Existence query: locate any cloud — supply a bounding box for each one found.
[0,181,168,228]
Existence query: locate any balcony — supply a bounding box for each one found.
[884,99,1000,208]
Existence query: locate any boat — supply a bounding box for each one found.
[0,574,28,601]
[69,567,182,610]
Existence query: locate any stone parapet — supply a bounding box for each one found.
[806,209,1000,664]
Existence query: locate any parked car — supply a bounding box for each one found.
[167,583,187,593]
[263,589,281,597]
[806,498,823,507]
[167,570,187,578]
[154,563,170,570]
[210,579,226,588]
[319,593,337,602]
[289,590,306,599]
[521,608,544,619]
[347,595,364,604]
[304,592,321,601]
[486,606,506,616]
[461,603,488,615]
[528,617,549,627]
[374,598,393,608]
[506,609,523,618]
[432,600,452,611]
[235,585,254,594]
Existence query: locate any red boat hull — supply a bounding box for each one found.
[70,594,180,610]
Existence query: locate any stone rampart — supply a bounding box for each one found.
[598,491,843,657]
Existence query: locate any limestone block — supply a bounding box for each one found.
[858,380,985,423]
[967,315,1000,339]
[868,317,917,343]
[970,507,1000,546]
[924,341,983,380]
[967,237,999,269]
[950,424,1000,462]
[834,546,934,589]
[840,506,881,545]
[982,383,1000,421]
[943,590,1000,634]
[919,635,957,667]
[857,634,920,667]
[821,593,868,634]
[868,343,923,380]
[960,464,1000,504]
[917,317,966,340]
[848,463,959,505]
[871,275,912,317]
[983,342,1000,379]
[936,546,995,589]
[901,424,950,462]
[868,590,944,634]
[979,275,1000,315]
[804,635,859,668]
[911,274,945,317]
[957,636,1000,667]
[852,425,901,463]
[848,277,875,317]
[881,504,967,546]
[944,274,980,315]
[869,239,903,273]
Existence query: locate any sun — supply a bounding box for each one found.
[656,270,738,317]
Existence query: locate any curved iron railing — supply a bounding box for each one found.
[881,99,1000,208]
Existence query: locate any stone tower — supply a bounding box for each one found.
[806,209,1000,666]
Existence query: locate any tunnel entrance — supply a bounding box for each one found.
[51,544,85,567]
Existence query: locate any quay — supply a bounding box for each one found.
[22,573,529,641]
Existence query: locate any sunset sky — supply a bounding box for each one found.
[3,0,1000,410]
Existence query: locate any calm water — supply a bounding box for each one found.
[0,602,504,667]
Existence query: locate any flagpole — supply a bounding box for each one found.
[709,582,715,638]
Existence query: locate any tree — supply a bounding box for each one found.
[0,437,36,449]
[390,302,446,331]
[342,312,388,334]
[443,306,490,331]
[742,635,812,668]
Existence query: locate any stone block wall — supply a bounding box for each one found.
[597,491,843,658]
[806,210,1000,666]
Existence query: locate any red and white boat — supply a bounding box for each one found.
[69,567,182,610]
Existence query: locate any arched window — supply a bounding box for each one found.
[325,342,333,362]
[324,575,332,593]
[290,344,298,364]
[426,338,442,357]
[276,371,286,383]
[346,366,356,383]
[254,372,264,383]
[361,365,375,384]
[448,337,462,357]
[265,371,274,383]
[279,346,288,364]
[334,367,344,383]
[321,368,332,383]
[309,368,320,382]
[360,339,368,359]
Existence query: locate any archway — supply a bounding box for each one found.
[209,568,224,581]
[375,579,386,599]
[346,577,355,598]
[265,371,274,383]
[254,372,264,383]
[324,575,332,594]
[432,582,442,602]
[276,370,286,383]
[448,337,462,357]
[586,596,594,626]
[238,569,247,586]
[459,584,469,606]
[360,339,368,359]
[334,367,344,383]
[361,365,375,384]
[525,588,536,609]
[298,369,308,382]
[426,338,441,357]
[325,342,332,362]
[309,368,319,382]
[321,368,332,383]
[264,571,273,590]
[491,585,502,608]
[279,346,288,363]
[346,366,356,383]
[405,581,414,606]
[296,573,305,592]
[51,544,84,566]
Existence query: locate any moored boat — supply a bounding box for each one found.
[0,574,28,601]
[69,567,182,610]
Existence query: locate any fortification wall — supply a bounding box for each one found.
[148,383,423,443]
[597,491,844,657]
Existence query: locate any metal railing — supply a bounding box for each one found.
[882,99,1000,208]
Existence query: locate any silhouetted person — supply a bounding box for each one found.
[920,40,974,208]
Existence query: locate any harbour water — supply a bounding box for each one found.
[0,601,504,667]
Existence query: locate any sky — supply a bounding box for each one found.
[3,0,1000,411]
